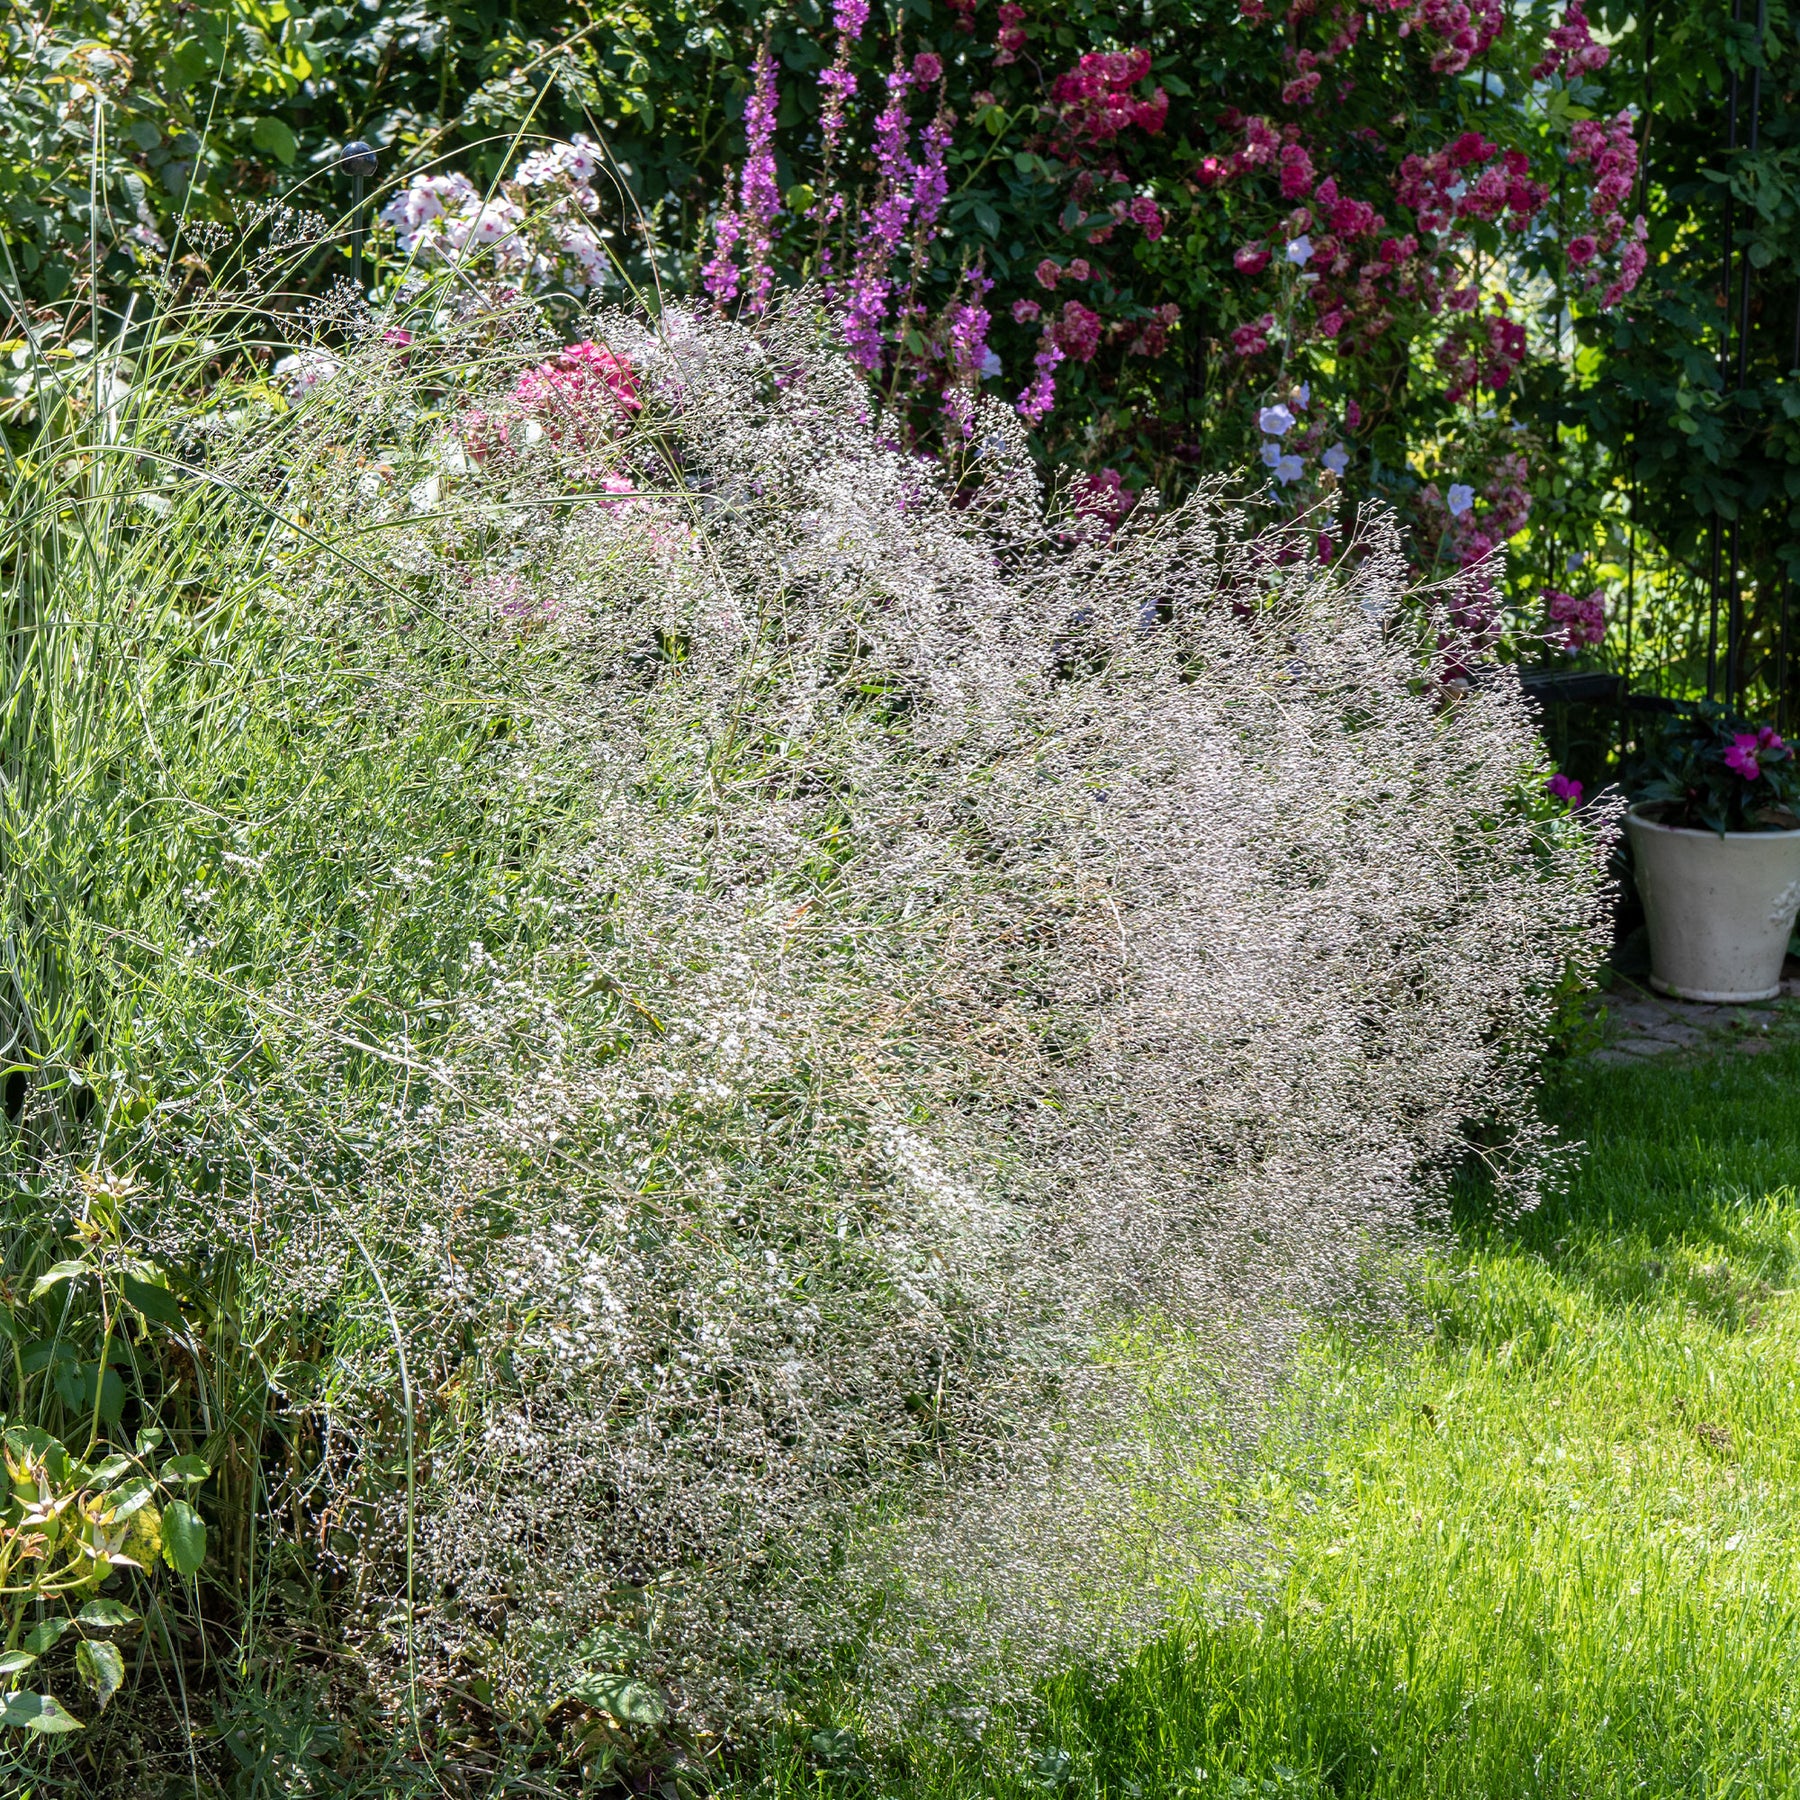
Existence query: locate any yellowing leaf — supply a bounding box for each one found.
[75,1640,123,1711]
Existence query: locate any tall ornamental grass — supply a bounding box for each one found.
[0,281,1608,1784]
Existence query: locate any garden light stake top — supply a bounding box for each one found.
[340,139,379,295]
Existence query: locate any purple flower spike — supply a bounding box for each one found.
[703,173,743,306]
[741,46,781,315]
[913,107,953,242]
[843,67,918,370]
[945,269,994,398]
[1017,325,1064,423]
[819,62,859,174]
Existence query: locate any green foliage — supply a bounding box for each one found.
[0,1169,211,1747]
[5,5,1790,1777]
[0,224,1623,1782]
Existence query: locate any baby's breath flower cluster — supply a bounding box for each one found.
[100,292,1608,1741]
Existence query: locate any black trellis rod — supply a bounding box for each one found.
[1623,1,1654,726]
[1711,0,1745,705]
[1707,523,1722,703]
[1725,0,1767,713]
[1782,581,1792,736]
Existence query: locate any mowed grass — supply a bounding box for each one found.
[778,1036,1800,1800]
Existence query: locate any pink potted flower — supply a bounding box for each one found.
[1625,706,1800,1002]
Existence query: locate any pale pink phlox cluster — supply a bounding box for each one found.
[458,341,641,474]
[378,138,611,296]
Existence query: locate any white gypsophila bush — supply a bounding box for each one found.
[7,287,1609,1756]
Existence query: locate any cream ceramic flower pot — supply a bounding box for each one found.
[1626,809,1800,1003]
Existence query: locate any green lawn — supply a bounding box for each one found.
[771,1037,1800,1800]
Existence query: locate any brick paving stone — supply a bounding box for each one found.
[1592,963,1800,1063]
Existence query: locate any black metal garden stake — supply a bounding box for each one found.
[340,139,379,296]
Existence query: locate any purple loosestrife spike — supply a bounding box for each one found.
[703,169,743,305]
[913,105,953,242]
[1017,323,1064,422]
[946,272,993,379]
[844,65,917,370]
[817,0,870,188]
[819,59,858,176]
[895,105,957,343]
[942,270,994,435]
[741,45,781,315]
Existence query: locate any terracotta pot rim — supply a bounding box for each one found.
[1626,805,1800,843]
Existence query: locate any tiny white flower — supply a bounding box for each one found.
[1258,404,1295,437]
[1446,482,1475,518]
[1322,443,1349,477]
[272,351,340,397]
[1286,236,1313,266]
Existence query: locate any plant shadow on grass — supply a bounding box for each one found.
[1438,1036,1800,1343]
[818,1039,1800,1800]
